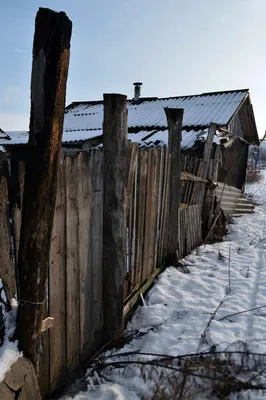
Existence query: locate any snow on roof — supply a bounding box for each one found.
[6,128,222,150]
[4,89,250,150]
[65,89,248,132]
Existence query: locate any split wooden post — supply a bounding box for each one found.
[16,8,72,368]
[164,108,183,263]
[102,93,128,344]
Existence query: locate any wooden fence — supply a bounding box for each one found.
[7,142,205,396]
[125,145,203,299]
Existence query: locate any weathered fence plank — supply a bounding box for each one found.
[102,94,128,343]
[143,149,154,280]
[165,108,183,263]
[134,150,148,286]
[92,149,104,345]
[77,152,93,363]
[65,156,80,374]
[49,162,66,390]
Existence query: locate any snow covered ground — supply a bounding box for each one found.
[62,173,266,399]
[0,299,21,383]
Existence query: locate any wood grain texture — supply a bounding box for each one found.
[65,155,80,374]
[102,94,128,343]
[49,161,66,390]
[77,152,93,363]
[134,150,148,286]
[92,150,104,343]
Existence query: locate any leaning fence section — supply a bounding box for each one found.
[124,144,204,299]
[6,140,217,397]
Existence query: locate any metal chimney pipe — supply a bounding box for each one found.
[133,82,142,101]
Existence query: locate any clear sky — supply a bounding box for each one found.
[0,0,265,136]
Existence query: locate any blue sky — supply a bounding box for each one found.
[0,0,265,136]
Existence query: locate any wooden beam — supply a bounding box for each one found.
[164,108,183,264]
[102,94,128,344]
[16,8,72,368]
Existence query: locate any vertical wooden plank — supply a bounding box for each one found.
[65,155,80,374]
[92,149,104,345]
[77,151,93,363]
[134,150,148,286]
[142,150,154,280]
[155,148,164,267]
[126,143,138,293]
[159,147,170,263]
[158,148,167,264]
[102,94,128,343]
[164,108,183,264]
[144,149,160,276]
[130,148,138,289]
[177,208,181,258]
[38,283,50,398]
[49,160,66,391]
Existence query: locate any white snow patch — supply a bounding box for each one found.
[62,184,266,399]
[0,298,22,383]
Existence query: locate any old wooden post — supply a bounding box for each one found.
[16,8,72,368]
[164,108,183,263]
[200,123,217,238]
[102,94,128,344]
[202,123,217,179]
[198,122,216,205]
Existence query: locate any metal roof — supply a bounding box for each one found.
[4,89,257,149]
[64,89,249,133]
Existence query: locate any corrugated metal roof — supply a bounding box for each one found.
[4,89,251,150]
[64,89,248,132]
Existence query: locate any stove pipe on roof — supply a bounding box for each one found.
[133,82,142,101]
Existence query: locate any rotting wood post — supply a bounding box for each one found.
[102,93,128,345]
[164,108,183,264]
[16,8,72,369]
